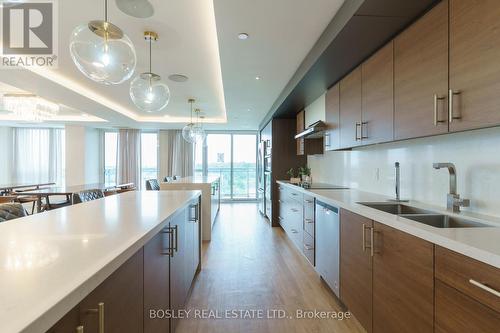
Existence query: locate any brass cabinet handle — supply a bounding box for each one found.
[370,227,374,257]
[362,224,374,254]
[172,225,178,252]
[291,229,299,234]
[361,121,368,139]
[291,192,298,196]
[76,326,84,333]
[362,224,367,252]
[433,94,446,126]
[304,244,314,251]
[290,208,299,213]
[355,122,361,141]
[304,199,314,204]
[469,279,500,298]
[305,218,314,224]
[448,89,462,123]
[86,303,104,333]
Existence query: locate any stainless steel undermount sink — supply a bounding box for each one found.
[399,214,491,228]
[358,202,494,228]
[358,202,435,215]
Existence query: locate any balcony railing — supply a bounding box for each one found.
[195,166,256,199]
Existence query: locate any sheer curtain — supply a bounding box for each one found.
[12,128,65,184]
[116,129,142,188]
[159,130,194,179]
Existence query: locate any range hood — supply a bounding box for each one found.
[295,120,326,139]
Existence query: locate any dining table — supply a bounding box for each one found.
[0,182,55,195]
[19,182,135,213]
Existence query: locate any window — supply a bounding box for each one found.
[141,132,158,188]
[197,132,257,200]
[104,131,118,184]
[12,128,65,185]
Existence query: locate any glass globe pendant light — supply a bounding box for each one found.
[69,0,137,85]
[129,31,170,112]
[182,98,196,143]
[191,109,206,143]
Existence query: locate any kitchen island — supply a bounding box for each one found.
[160,175,220,241]
[0,190,201,333]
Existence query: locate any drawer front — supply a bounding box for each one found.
[288,189,302,203]
[435,246,500,312]
[303,195,315,228]
[302,230,315,266]
[435,279,500,333]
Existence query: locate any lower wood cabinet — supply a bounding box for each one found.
[340,209,373,332]
[340,210,434,333]
[372,222,434,333]
[80,249,144,333]
[47,198,201,333]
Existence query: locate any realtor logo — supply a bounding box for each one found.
[1,0,58,67]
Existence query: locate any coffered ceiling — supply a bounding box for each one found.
[0,0,344,130]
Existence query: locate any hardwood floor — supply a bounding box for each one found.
[177,203,364,333]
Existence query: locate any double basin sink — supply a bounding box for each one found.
[358,202,493,228]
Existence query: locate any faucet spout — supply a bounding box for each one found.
[433,163,457,195]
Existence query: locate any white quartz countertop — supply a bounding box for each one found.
[277,181,500,269]
[166,175,220,185]
[0,190,201,333]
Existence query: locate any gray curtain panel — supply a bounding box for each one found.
[159,130,194,179]
[117,129,141,188]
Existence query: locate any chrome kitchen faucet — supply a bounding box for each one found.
[433,163,470,212]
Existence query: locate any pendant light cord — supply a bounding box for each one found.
[190,100,193,124]
[149,37,152,73]
[104,0,108,22]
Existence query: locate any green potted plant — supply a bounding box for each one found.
[287,168,301,184]
[299,166,312,184]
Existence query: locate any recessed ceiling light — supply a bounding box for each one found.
[238,33,249,40]
[168,74,189,82]
[255,76,261,80]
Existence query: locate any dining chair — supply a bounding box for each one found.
[13,187,41,215]
[163,176,173,183]
[73,189,105,204]
[172,175,179,180]
[117,187,136,193]
[0,203,27,222]
[0,196,16,204]
[146,179,160,191]
[44,195,72,211]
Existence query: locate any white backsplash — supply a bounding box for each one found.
[308,127,500,217]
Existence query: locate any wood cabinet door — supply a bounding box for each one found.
[394,0,449,140]
[325,83,340,151]
[449,0,500,132]
[362,41,394,145]
[435,279,500,333]
[144,230,171,333]
[340,67,362,149]
[170,211,188,332]
[46,306,80,333]
[79,249,144,333]
[296,110,305,155]
[340,209,372,332]
[372,222,434,333]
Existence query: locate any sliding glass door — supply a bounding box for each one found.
[196,132,257,200]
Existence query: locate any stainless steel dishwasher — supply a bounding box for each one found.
[315,200,340,298]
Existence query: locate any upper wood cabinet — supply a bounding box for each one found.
[340,209,373,332]
[361,41,394,145]
[372,222,434,333]
[296,110,306,155]
[339,67,362,149]
[325,83,340,151]
[449,0,500,132]
[394,0,449,140]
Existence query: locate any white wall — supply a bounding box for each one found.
[0,127,12,184]
[308,127,500,217]
[304,93,326,127]
[65,125,102,186]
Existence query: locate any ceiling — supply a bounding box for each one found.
[0,0,344,130]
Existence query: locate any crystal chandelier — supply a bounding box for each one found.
[1,94,59,122]
[182,98,196,143]
[129,31,170,112]
[69,0,136,85]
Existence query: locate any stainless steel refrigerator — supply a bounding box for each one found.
[257,141,266,215]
